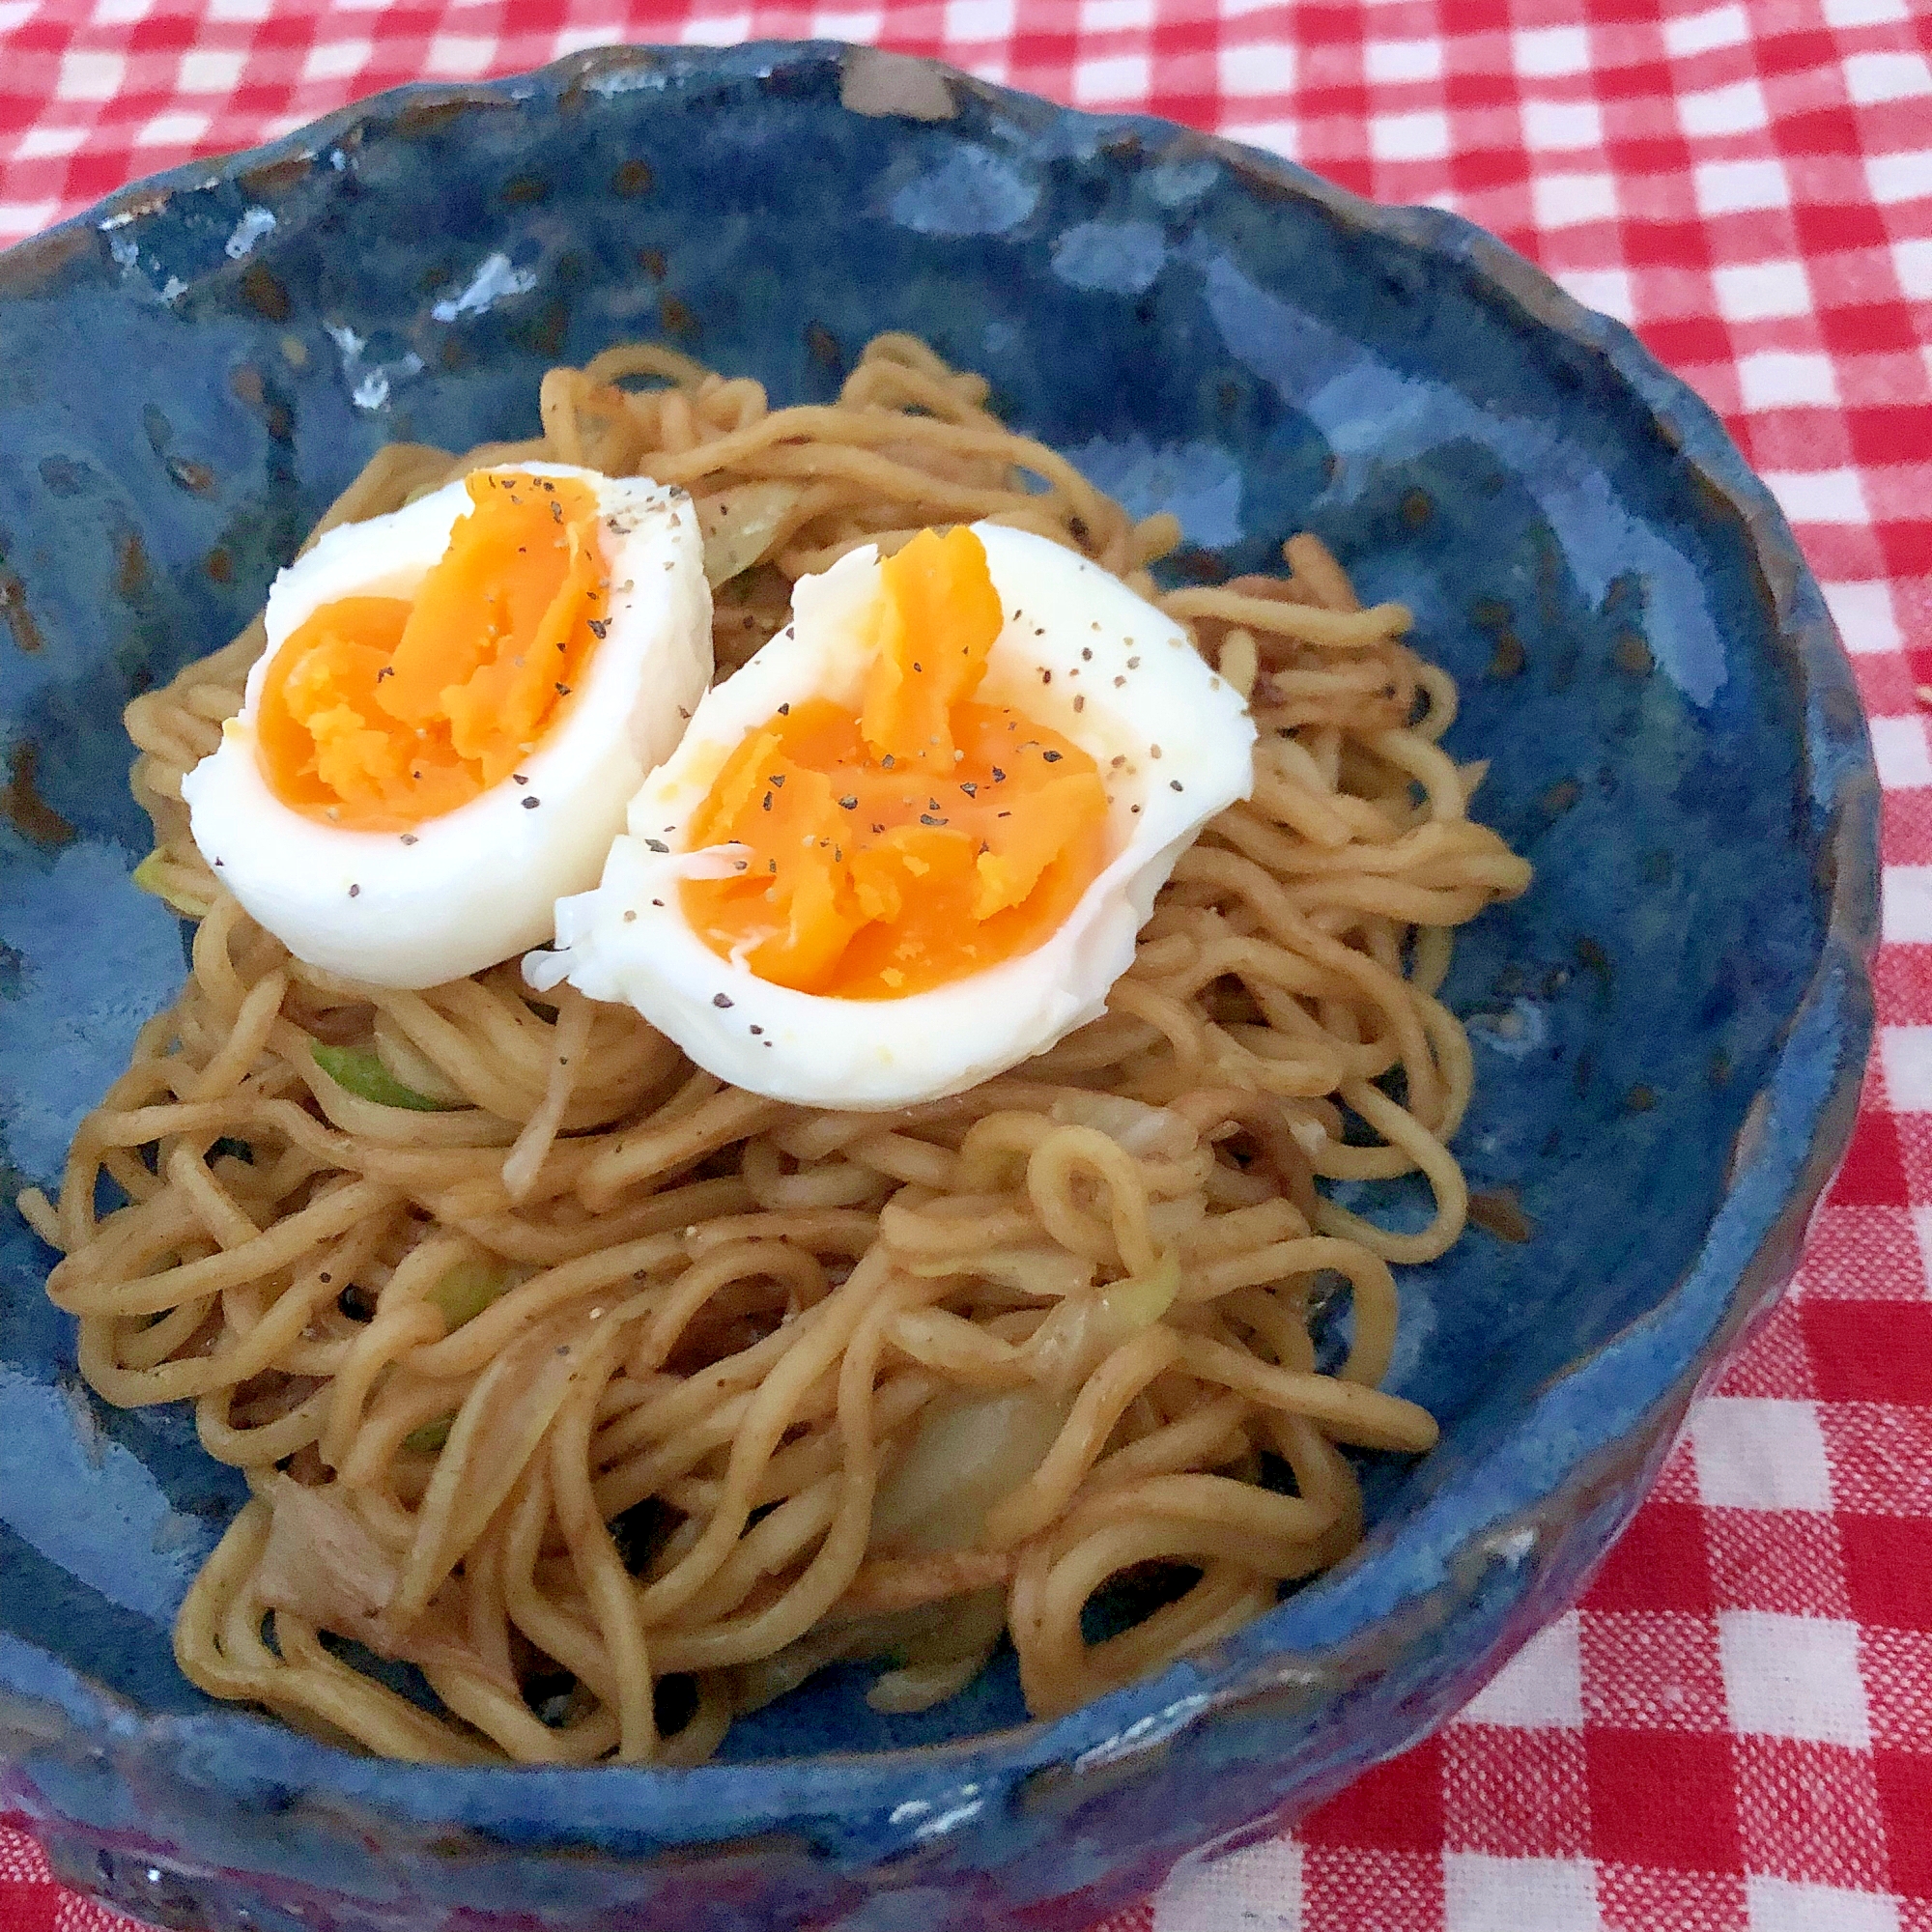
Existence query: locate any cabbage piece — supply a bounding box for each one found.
[1098,1249,1182,1333]
[901,1245,1095,1297]
[130,850,213,920]
[256,1475,505,1685]
[871,1388,1067,1555]
[311,1042,459,1113]
[875,1249,1183,1554]
[696,481,809,587]
[863,1587,1009,1713]
[730,1590,1008,1719]
[1047,1093,1195,1160]
[256,1474,398,1629]
[1026,1249,1181,1396]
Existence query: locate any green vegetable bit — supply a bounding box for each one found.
[311,1042,459,1112]
[430,1257,511,1331]
[130,850,213,919]
[1098,1250,1181,1335]
[403,1416,453,1454]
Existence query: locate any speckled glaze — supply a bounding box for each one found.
[0,42,1879,1932]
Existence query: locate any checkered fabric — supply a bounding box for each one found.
[2,0,1929,1926]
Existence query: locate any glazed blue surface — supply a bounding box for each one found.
[0,42,1879,1932]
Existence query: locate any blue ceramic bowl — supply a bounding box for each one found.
[0,42,1879,1932]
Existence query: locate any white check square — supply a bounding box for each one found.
[1823,581,1903,657]
[1713,260,1810,321]
[1523,99,1605,152]
[1456,1611,1584,1729]
[1873,720,1932,791]
[0,203,59,244]
[1747,1877,1900,1932]
[1894,239,1932,301]
[1370,111,1449,161]
[1073,54,1150,104]
[178,49,245,93]
[1823,0,1907,20]
[682,13,754,45]
[1883,1026,1932,1111]
[1151,1834,1303,1932]
[1738,351,1838,409]
[944,0,1014,41]
[16,126,89,159]
[1447,1855,1601,1932]
[57,50,125,101]
[1845,52,1932,105]
[1664,4,1748,56]
[1514,26,1589,77]
[1887,866,1932,941]
[1365,38,1440,84]
[1694,157,1789,213]
[1681,77,1770,135]
[1220,44,1295,99]
[303,42,371,83]
[1080,0,1155,28]
[135,111,211,147]
[1691,1399,1833,1511]
[1867,151,1932,205]
[1718,1611,1871,1747]
[1532,172,1616,228]
[1222,118,1298,159]
[1559,269,1634,321]
[1762,469,1869,524]
[427,34,497,74]
[552,22,622,56]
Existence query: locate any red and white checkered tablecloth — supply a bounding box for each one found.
[2,0,1929,1926]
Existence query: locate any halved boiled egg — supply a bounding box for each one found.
[528,523,1256,1108]
[182,463,711,987]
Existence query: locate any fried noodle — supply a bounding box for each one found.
[22,333,1531,1765]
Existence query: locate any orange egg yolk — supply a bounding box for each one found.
[256,471,608,832]
[681,526,1110,1000]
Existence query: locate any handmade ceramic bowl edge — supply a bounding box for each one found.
[0,40,1884,1927]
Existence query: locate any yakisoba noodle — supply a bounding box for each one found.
[22,334,1531,1766]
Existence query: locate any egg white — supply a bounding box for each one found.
[181,463,712,989]
[528,522,1256,1109]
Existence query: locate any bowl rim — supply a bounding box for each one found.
[0,35,1881,1861]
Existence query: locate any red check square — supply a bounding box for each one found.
[1586,1730,1743,1871]
[1831,1107,1914,1207]
[1581,1500,1716,1616]
[1802,1300,1932,1402]
[1299,1738,1444,1854]
[1878,1751,1932,1901]
[1840,1512,1932,1631]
